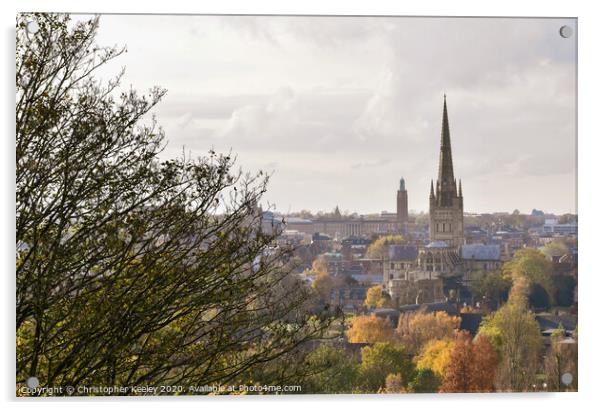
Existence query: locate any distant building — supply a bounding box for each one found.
[397,177,409,225]
[341,236,371,259]
[461,244,502,273]
[284,216,314,234]
[383,97,465,307]
[312,215,398,239]
[261,211,283,235]
[543,219,578,236]
[429,95,464,249]
[383,245,419,282]
[388,278,445,306]
[330,286,369,312]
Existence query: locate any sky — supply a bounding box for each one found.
[84,14,577,215]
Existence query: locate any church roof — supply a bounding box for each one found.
[461,244,501,260]
[388,244,419,261]
[425,241,449,249]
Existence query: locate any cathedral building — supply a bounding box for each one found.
[429,95,464,249]
[385,95,465,306]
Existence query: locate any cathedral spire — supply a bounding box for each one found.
[438,94,455,185]
[429,95,464,249]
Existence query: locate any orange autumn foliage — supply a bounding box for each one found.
[440,332,498,393]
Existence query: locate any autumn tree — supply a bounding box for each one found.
[16,13,336,394]
[545,327,578,391]
[311,254,329,275]
[478,277,542,391]
[439,332,473,392]
[440,332,498,393]
[397,311,460,353]
[365,235,405,259]
[364,285,391,309]
[502,248,555,305]
[415,338,455,378]
[469,335,498,392]
[346,315,394,344]
[359,343,415,392]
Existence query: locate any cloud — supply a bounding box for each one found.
[351,158,392,169]
[92,15,577,214]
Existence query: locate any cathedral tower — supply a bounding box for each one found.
[429,95,464,248]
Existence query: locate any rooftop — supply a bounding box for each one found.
[388,244,419,261]
[461,244,501,261]
[425,241,449,249]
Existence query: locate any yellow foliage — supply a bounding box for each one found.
[312,255,329,275]
[364,285,390,308]
[415,338,455,377]
[398,311,460,353]
[346,315,394,343]
[366,235,404,259]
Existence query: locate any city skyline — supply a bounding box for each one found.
[87,15,577,215]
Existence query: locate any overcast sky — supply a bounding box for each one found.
[87,15,577,215]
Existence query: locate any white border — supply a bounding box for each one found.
[3,1,600,410]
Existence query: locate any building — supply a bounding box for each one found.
[429,95,464,249]
[312,214,398,239]
[283,216,315,234]
[543,219,578,236]
[384,96,466,306]
[397,177,409,225]
[383,244,419,282]
[388,278,445,306]
[461,243,502,273]
[330,286,369,312]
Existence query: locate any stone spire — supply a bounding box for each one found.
[438,94,455,185]
[430,179,435,197]
[458,179,463,197]
[436,95,457,207]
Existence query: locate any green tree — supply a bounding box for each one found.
[408,368,440,393]
[502,248,555,304]
[303,345,359,393]
[478,277,542,391]
[552,275,576,307]
[359,342,415,392]
[312,272,335,301]
[16,13,336,394]
[528,283,551,310]
[542,240,569,259]
[469,270,511,307]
